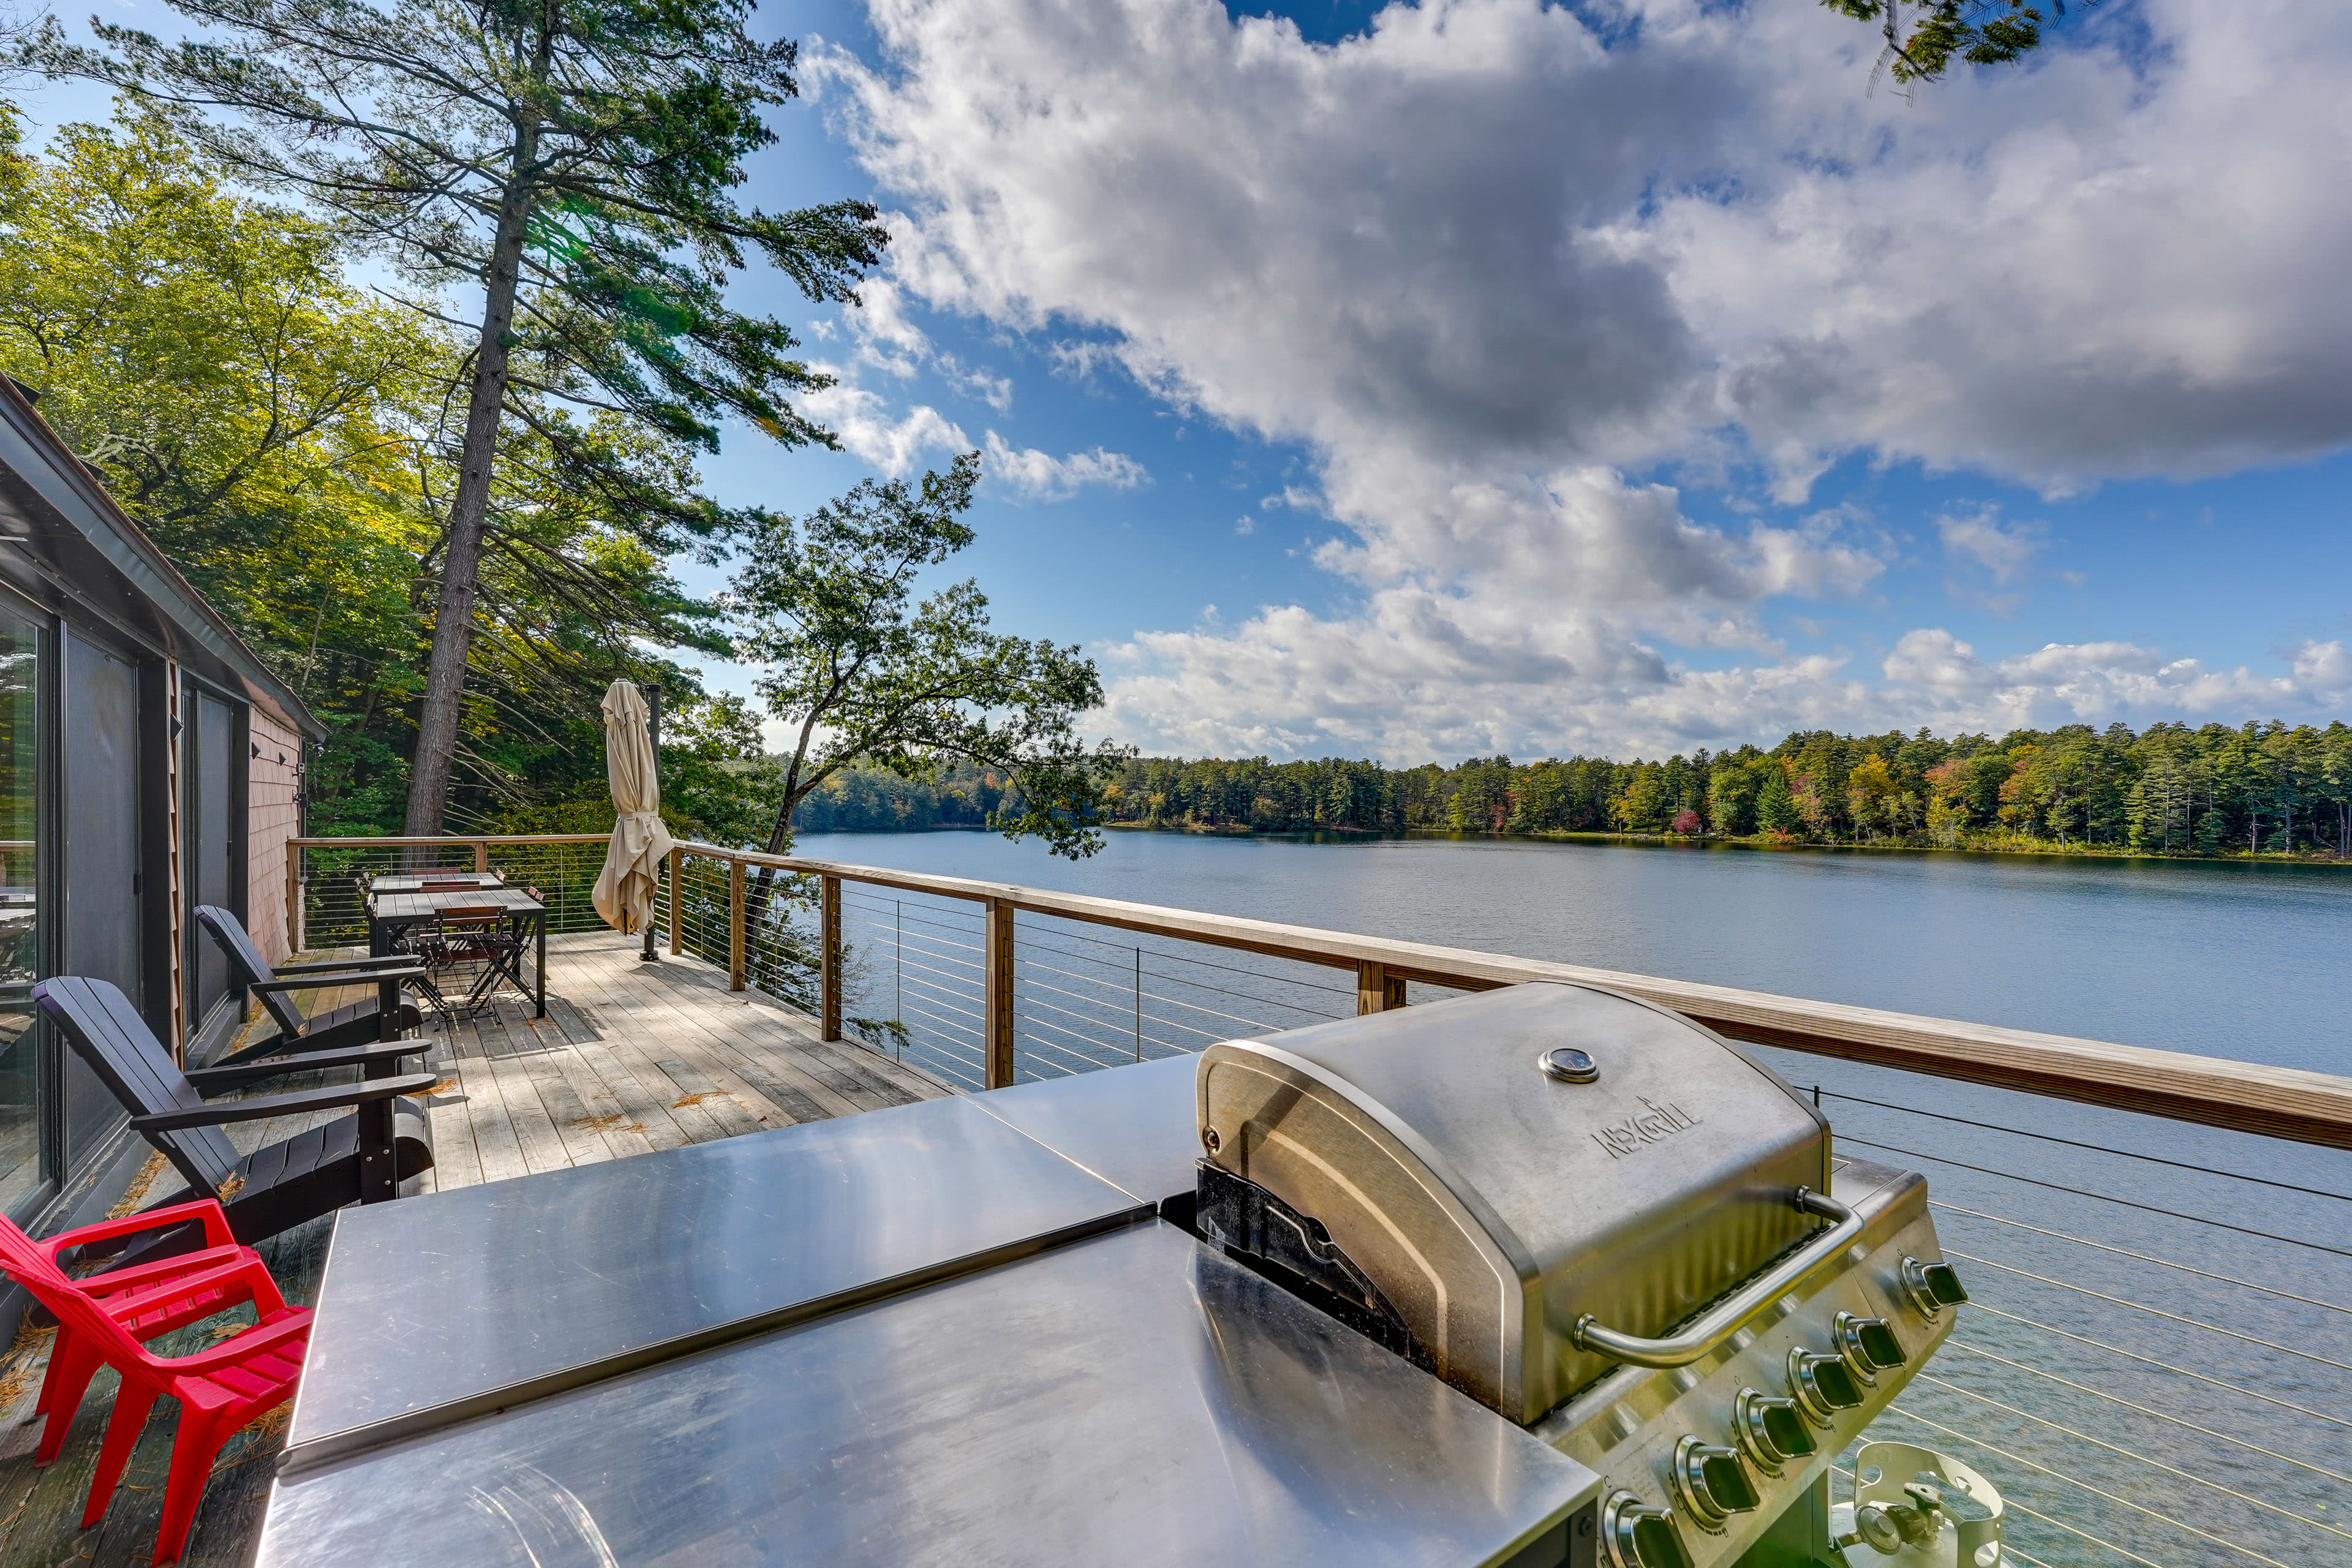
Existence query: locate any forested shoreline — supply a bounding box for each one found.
[797,721,2352,859]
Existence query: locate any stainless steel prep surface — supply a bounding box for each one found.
[966,1050,1200,1204]
[285,1095,1150,1466]
[256,1221,1600,1568]
[260,990,1958,1568]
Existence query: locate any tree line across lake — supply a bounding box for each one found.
[797,720,2352,859]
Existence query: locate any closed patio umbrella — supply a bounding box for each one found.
[592,680,675,940]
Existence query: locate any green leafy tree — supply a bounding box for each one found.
[0,105,435,644]
[33,0,889,834]
[0,104,741,832]
[1706,760,1760,836]
[1820,0,2089,86]
[1448,757,1513,832]
[2318,724,2352,859]
[1845,754,1903,840]
[1611,766,1670,833]
[1922,759,1968,846]
[813,719,2352,860]
[1755,767,1800,835]
[2123,726,2194,853]
[730,452,1128,869]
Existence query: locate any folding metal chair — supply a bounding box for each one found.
[412,904,529,1029]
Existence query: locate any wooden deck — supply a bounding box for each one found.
[0,930,943,1566]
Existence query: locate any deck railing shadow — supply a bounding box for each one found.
[289,832,2352,1566]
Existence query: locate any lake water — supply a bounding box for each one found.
[793,829,2351,1558]
[794,828,2351,1077]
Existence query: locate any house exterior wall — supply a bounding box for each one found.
[247,705,303,966]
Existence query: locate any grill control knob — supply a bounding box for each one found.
[1600,1491,1694,1568]
[1670,1436,1761,1532]
[1787,1346,1864,1425]
[1733,1387,1819,1476]
[1834,1311,1908,1384]
[1901,1256,1970,1320]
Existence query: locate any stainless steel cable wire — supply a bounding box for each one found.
[1879,1405,2293,1567]
[1134,984,1307,1034]
[1937,1340,2352,1488]
[1816,1088,2352,1203]
[1014,920,1357,995]
[1959,1308,2352,1430]
[892,974,982,1019]
[1945,1251,2352,1374]
[1834,1135,2352,1258]
[1931,1200,2352,1315]
[1912,1373,2352,1540]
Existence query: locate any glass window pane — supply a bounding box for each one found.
[0,607,39,1213]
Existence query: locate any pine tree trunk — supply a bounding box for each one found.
[404,135,541,837]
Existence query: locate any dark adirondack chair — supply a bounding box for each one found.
[32,978,435,1256]
[194,905,423,1066]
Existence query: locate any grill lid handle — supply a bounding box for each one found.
[1571,1188,1864,1369]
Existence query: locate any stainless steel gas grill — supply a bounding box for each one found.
[1195,982,1967,1568]
[254,984,1975,1568]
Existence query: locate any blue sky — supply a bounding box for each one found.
[19,0,2352,762]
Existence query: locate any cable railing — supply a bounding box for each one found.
[289,834,616,951]
[1776,1074,2352,1568]
[287,831,2352,1565]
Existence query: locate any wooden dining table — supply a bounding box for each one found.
[367,884,548,1018]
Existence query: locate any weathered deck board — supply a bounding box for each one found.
[0,929,946,1566]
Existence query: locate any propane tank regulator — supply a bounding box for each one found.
[1828,1443,2005,1568]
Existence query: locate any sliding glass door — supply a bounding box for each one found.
[61,629,140,1174]
[0,605,37,1216]
[184,686,238,1027]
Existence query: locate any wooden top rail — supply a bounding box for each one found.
[292,833,2352,1148]
[715,843,2352,1150]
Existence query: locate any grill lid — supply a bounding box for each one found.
[1196,982,1833,1425]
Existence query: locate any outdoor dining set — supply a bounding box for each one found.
[0,869,552,1562]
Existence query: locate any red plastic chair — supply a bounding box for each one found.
[0,1205,311,1564]
[23,1200,268,1464]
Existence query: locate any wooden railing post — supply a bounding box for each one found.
[820,876,842,1042]
[667,846,682,956]
[286,846,303,956]
[728,856,746,992]
[473,839,489,874]
[1357,960,1405,1014]
[984,898,1016,1088]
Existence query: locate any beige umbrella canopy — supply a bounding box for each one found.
[592,680,676,935]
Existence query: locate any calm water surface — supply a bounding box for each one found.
[794,829,2351,1077]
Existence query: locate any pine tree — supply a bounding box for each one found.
[34,0,886,832]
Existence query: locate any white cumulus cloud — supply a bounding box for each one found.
[797,382,968,475]
[812,0,2352,757]
[982,431,1150,502]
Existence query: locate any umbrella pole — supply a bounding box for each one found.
[641,685,662,962]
